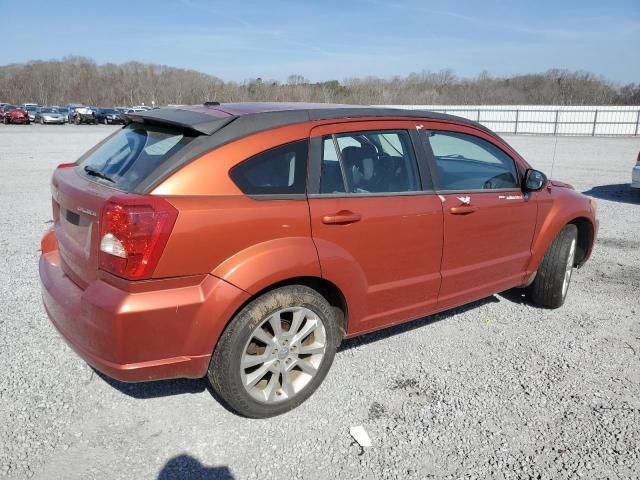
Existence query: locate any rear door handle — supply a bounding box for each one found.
[321,211,362,225]
[449,206,478,215]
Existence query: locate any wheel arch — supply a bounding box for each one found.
[211,275,349,356]
[568,216,595,268]
[528,210,596,273]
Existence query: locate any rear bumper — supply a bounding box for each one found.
[39,232,250,382]
[631,165,640,188]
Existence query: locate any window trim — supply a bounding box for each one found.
[421,129,523,194]
[308,128,434,197]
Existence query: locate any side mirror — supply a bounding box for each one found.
[523,169,548,192]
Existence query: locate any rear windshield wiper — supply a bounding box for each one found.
[83,165,114,183]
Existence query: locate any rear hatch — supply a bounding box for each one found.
[51,123,199,287]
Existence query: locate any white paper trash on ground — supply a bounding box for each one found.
[350,426,372,448]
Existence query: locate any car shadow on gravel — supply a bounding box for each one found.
[582,183,640,205]
[158,454,233,479]
[338,295,501,352]
[97,371,241,414]
[96,371,208,399]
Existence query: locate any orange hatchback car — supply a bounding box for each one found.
[40,103,597,417]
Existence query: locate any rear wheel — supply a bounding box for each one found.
[528,224,578,309]
[3,117,8,125]
[208,285,341,418]
[74,116,80,125]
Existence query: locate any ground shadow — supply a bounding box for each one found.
[158,455,233,480]
[338,295,500,352]
[96,373,207,399]
[582,183,639,205]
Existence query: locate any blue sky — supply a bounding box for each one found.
[1,0,638,83]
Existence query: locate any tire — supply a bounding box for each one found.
[74,116,80,125]
[527,224,578,309]
[3,117,8,125]
[103,118,108,125]
[208,285,341,418]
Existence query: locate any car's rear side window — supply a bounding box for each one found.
[230,140,308,195]
[79,124,195,192]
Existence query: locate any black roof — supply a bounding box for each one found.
[126,102,491,137]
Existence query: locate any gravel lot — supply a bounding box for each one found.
[0,124,639,479]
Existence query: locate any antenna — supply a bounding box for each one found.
[549,134,559,179]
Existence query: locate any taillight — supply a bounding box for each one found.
[636,151,640,166]
[99,195,178,280]
[57,162,76,169]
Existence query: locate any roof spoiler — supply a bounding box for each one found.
[125,108,235,135]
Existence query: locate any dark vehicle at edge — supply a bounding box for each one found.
[96,108,126,125]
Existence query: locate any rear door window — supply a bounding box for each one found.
[78,124,195,192]
[320,130,420,194]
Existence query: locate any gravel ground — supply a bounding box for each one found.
[0,124,639,480]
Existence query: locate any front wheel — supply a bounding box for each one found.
[528,224,578,309]
[208,285,341,418]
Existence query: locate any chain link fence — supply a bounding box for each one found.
[383,105,640,136]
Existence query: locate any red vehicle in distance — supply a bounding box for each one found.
[39,103,598,417]
[1,105,30,124]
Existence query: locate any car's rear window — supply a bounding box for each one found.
[78,124,195,192]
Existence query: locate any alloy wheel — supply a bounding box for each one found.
[240,307,327,404]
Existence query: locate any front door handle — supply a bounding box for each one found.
[321,211,362,225]
[449,206,478,215]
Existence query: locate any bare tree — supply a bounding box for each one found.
[0,58,635,106]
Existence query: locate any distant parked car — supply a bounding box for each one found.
[35,107,66,125]
[1,105,30,124]
[55,107,71,123]
[71,106,97,125]
[21,104,39,122]
[65,104,84,122]
[96,108,126,125]
[632,152,640,189]
[126,107,148,114]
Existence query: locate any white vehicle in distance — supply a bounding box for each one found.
[125,107,149,114]
[632,152,640,189]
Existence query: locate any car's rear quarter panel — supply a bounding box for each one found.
[152,122,322,292]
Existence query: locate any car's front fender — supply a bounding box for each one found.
[526,188,597,274]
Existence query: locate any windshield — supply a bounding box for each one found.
[41,108,54,113]
[102,109,117,114]
[58,108,69,113]
[78,124,195,192]
[25,106,37,111]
